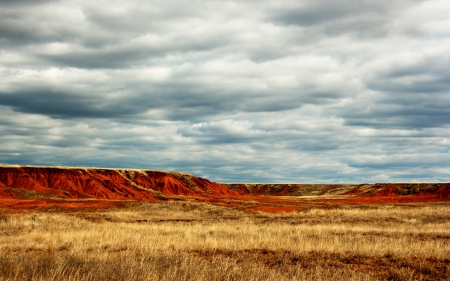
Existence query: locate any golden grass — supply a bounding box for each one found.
[0,200,449,280]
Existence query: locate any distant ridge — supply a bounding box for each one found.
[223,182,450,198]
[0,166,448,207]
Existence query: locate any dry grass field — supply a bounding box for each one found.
[0,199,449,281]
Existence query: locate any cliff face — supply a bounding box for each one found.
[0,166,239,200]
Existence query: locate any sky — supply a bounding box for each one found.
[0,0,449,183]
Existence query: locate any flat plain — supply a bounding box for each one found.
[1,199,449,281]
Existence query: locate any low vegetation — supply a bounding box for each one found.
[0,200,449,280]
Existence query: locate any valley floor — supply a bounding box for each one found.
[0,198,449,281]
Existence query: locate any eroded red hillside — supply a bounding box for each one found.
[0,182,17,198]
[1,166,449,211]
[0,166,239,202]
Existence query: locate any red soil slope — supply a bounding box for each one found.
[0,182,17,198]
[1,166,448,211]
[373,186,399,197]
[0,166,239,202]
[0,199,121,210]
[435,184,450,199]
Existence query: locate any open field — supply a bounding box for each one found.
[0,166,449,280]
[1,199,449,281]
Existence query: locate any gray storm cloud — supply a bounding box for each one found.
[0,0,449,182]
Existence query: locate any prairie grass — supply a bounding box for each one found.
[0,200,449,280]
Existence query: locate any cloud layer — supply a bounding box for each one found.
[1,0,449,182]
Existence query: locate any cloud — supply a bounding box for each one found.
[271,0,386,26]
[0,0,449,182]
